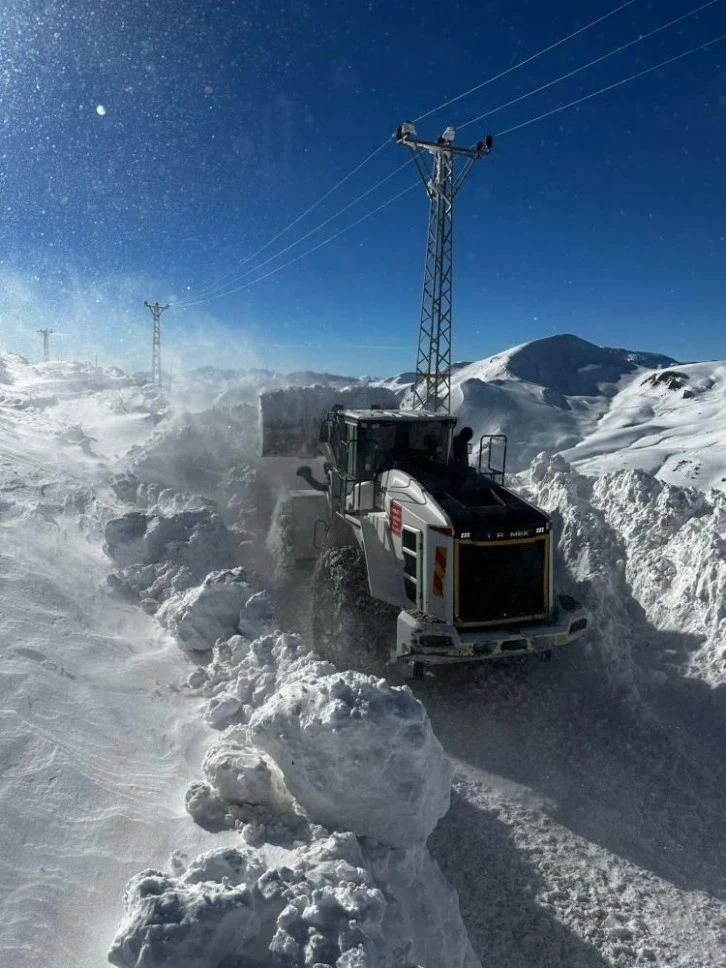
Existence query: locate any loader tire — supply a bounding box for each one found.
[311,544,396,677]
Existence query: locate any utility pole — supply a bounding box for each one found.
[395,121,492,413]
[144,301,169,388]
[37,328,54,362]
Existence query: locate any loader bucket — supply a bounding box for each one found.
[259,385,399,457]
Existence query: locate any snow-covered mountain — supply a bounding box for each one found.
[4,340,726,968]
[561,360,726,489]
[382,334,726,491]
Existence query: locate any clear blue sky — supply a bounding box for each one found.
[0,0,724,375]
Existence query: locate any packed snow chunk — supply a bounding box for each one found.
[360,839,479,968]
[249,671,452,847]
[109,837,426,968]
[104,507,238,580]
[184,781,248,832]
[156,568,251,652]
[203,739,295,811]
[108,866,260,968]
[109,472,215,515]
[200,632,336,731]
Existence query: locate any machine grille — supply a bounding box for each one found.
[455,536,549,626]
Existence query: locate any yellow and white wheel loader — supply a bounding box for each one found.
[260,388,588,677]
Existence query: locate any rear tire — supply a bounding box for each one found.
[311,544,397,676]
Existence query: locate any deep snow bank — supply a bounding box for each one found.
[528,454,726,686]
[590,469,726,683]
[107,491,472,967]
[528,454,640,691]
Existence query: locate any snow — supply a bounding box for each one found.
[109,832,477,968]
[248,670,452,848]
[6,342,726,968]
[561,360,726,491]
[0,356,230,968]
[201,742,295,812]
[156,568,253,652]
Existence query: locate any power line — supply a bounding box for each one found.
[459,0,723,132]
[234,142,391,268]
[178,140,391,305]
[176,0,641,308]
[175,157,415,308]
[173,5,723,309]
[413,0,640,123]
[184,28,726,305]
[496,29,726,138]
[178,181,420,307]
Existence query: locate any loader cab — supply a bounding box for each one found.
[321,408,457,511]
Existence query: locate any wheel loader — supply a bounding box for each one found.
[260,388,588,675]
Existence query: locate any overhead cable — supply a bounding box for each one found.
[413,0,640,123]
[178,182,419,307]
[178,0,640,306]
[496,29,726,137]
[459,0,723,131]
[176,157,415,306]
[185,28,726,305]
[173,139,391,306]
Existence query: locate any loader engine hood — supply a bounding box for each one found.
[401,462,549,540]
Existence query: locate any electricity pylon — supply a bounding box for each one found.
[395,121,493,413]
[37,328,54,362]
[144,301,169,388]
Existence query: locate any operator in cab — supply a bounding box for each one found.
[451,426,473,470]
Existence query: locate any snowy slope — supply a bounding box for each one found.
[0,353,233,968]
[561,361,726,491]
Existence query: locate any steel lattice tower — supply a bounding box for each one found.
[144,301,169,387]
[395,122,492,412]
[37,328,54,362]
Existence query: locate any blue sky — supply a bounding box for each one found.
[0,0,724,375]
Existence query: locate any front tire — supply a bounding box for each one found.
[311,544,396,676]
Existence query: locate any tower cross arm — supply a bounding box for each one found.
[394,125,494,159]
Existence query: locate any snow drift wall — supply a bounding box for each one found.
[106,479,473,968]
[528,454,726,687]
[590,469,726,683]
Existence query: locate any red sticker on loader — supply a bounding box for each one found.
[390,501,402,536]
[433,546,447,597]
